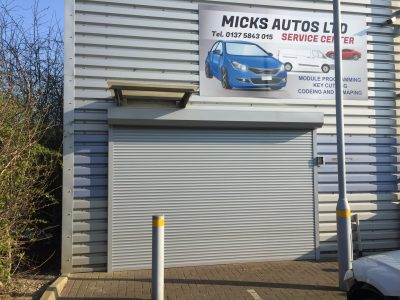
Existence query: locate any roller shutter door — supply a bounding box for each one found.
[109,127,317,271]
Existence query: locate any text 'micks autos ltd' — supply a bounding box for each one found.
[199,5,367,100]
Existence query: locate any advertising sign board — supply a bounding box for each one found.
[199,5,368,99]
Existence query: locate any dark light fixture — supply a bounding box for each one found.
[386,10,400,25]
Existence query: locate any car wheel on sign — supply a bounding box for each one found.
[352,54,360,60]
[321,64,330,73]
[205,62,213,78]
[221,68,232,89]
[284,63,292,72]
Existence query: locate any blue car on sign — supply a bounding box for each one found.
[205,40,287,90]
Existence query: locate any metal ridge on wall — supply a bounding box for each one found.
[67,0,400,272]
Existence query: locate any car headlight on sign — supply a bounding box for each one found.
[231,61,248,71]
[279,64,285,72]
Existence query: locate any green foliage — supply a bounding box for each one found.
[0,0,63,286]
[0,94,60,284]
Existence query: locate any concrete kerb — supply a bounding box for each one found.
[40,274,69,300]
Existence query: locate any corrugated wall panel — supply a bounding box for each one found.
[70,0,399,271]
[109,128,316,271]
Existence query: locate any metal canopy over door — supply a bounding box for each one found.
[109,127,317,271]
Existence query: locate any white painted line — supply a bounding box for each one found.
[247,289,263,300]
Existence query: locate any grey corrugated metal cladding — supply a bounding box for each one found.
[63,0,400,272]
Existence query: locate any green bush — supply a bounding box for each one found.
[0,94,61,284]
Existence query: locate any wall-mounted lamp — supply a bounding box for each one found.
[386,10,400,25]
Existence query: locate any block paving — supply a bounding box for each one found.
[60,260,346,299]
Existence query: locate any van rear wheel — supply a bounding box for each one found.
[321,64,330,73]
[284,63,292,72]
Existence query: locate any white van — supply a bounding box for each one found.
[278,49,334,73]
